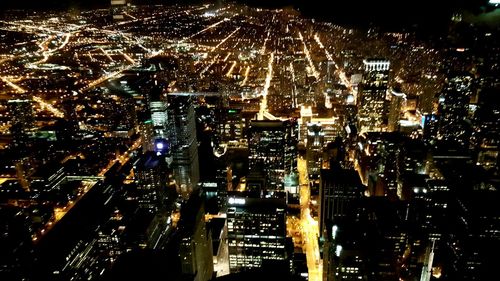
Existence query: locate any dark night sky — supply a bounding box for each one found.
[0,0,489,31]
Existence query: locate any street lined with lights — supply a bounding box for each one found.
[298,157,322,281]
[298,31,320,80]
[259,52,274,120]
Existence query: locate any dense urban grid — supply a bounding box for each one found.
[0,1,499,281]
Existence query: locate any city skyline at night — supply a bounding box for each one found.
[0,1,499,281]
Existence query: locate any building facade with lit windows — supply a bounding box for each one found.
[218,108,244,142]
[168,96,199,197]
[227,192,288,273]
[306,123,325,178]
[178,191,214,281]
[437,72,473,147]
[248,120,297,191]
[319,165,364,236]
[8,99,34,150]
[358,59,390,133]
[133,152,168,211]
[388,88,406,132]
[150,100,169,140]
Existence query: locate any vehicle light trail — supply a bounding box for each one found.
[38,35,55,52]
[123,12,138,20]
[82,68,126,91]
[262,53,274,97]
[338,70,352,89]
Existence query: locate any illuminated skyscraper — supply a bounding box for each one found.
[248,120,297,191]
[133,152,168,211]
[319,165,364,236]
[306,123,325,177]
[145,88,172,156]
[168,96,199,197]
[218,108,244,142]
[8,99,34,150]
[422,114,439,145]
[358,59,390,132]
[471,87,500,170]
[178,191,214,281]
[227,192,288,273]
[149,98,168,140]
[445,192,500,281]
[145,93,199,197]
[437,73,473,147]
[388,88,406,132]
[139,118,155,153]
[61,98,79,140]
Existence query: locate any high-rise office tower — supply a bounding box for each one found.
[149,92,169,141]
[227,192,288,273]
[388,88,406,132]
[218,108,244,142]
[379,138,402,199]
[138,118,155,153]
[178,191,214,281]
[344,104,358,137]
[306,123,325,177]
[168,96,199,197]
[322,223,368,281]
[61,98,79,139]
[358,59,390,133]
[323,197,408,281]
[418,75,440,115]
[470,87,500,170]
[121,97,138,130]
[319,164,364,236]
[111,0,127,21]
[248,120,297,190]
[359,133,403,199]
[146,88,173,156]
[422,114,439,145]
[133,152,168,211]
[437,72,473,147]
[0,207,34,281]
[445,192,499,281]
[8,99,34,150]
